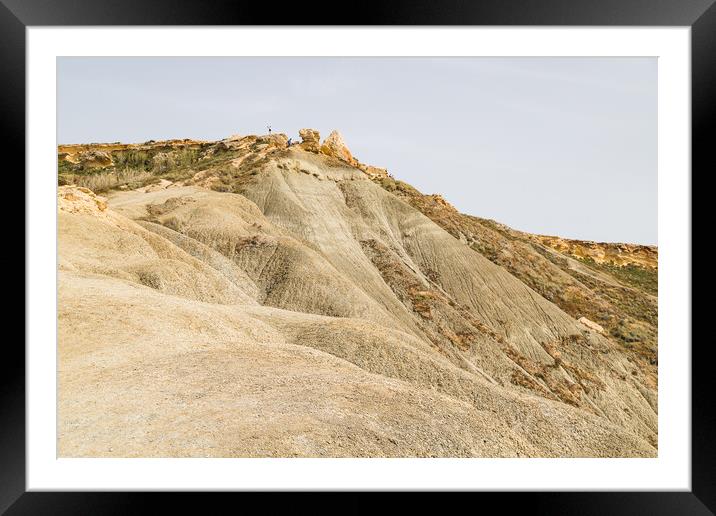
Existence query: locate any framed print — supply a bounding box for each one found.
[7,0,712,513]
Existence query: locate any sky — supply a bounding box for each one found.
[58,57,657,244]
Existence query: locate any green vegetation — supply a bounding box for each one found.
[112,150,153,171]
[371,175,420,196]
[577,257,657,296]
[58,146,211,192]
[368,174,658,370]
[472,217,516,242]
[528,244,657,353]
[57,159,76,175]
[59,168,159,193]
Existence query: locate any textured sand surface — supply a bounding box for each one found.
[58,136,657,457]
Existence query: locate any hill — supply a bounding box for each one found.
[57,129,657,457]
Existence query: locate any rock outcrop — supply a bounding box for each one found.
[360,165,389,178]
[298,128,321,153]
[320,130,355,164]
[58,185,110,218]
[256,133,289,148]
[77,150,113,168]
[58,138,207,160]
[425,194,457,212]
[579,316,605,334]
[530,235,657,269]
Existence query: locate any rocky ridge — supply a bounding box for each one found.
[528,235,657,269]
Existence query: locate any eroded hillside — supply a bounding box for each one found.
[57,130,658,457]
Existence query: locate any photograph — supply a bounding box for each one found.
[56,56,659,458]
[6,0,710,507]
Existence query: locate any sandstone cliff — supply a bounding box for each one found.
[528,235,657,269]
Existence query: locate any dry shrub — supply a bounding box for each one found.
[152,152,176,173]
[62,168,156,193]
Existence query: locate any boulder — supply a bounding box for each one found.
[363,165,389,178]
[578,317,605,334]
[320,130,354,164]
[77,150,113,168]
[298,128,321,153]
[257,133,288,148]
[57,185,109,217]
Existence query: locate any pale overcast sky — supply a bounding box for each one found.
[58,57,657,244]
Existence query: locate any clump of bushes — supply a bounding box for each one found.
[578,257,657,296]
[59,168,157,193]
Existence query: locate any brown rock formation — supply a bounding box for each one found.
[77,150,113,168]
[58,186,110,217]
[530,235,657,269]
[58,138,207,159]
[320,130,355,164]
[425,194,457,212]
[579,317,605,334]
[298,128,321,153]
[357,164,389,178]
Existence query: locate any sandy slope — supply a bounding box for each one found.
[57,143,657,457]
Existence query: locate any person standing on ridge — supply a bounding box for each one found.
[287,137,292,148]
[267,125,272,134]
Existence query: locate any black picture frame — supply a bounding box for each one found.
[5,0,711,513]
